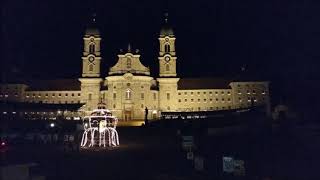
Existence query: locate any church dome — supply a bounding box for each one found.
[159,13,174,37]
[160,24,174,37]
[85,13,100,36]
[85,27,100,36]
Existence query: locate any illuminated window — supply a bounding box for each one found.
[164,44,170,53]
[247,90,250,94]
[38,94,41,98]
[89,64,93,71]
[89,43,95,54]
[45,93,48,97]
[126,89,131,100]
[262,90,266,95]
[166,93,170,100]
[252,90,256,94]
[166,64,170,71]
[227,91,231,95]
[127,58,131,68]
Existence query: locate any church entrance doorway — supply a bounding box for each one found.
[124,110,132,121]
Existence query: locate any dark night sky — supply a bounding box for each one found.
[2,0,320,111]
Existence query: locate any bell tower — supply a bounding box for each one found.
[158,13,177,77]
[79,14,102,113]
[157,13,179,112]
[81,16,101,77]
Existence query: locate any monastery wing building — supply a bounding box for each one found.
[0,17,270,121]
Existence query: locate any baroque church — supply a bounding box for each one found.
[0,16,270,122]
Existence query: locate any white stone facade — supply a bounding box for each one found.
[0,25,270,121]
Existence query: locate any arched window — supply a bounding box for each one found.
[89,43,95,54]
[127,58,131,68]
[166,64,170,71]
[164,44,170,53]
[89,64,93,71]
[126,89,132,100]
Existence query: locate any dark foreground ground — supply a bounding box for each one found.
[2,123,320,180]
[1,127,201,180]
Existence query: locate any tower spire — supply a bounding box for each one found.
[164,12,169,23]
[127,43,131,52]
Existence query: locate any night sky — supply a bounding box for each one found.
[2,0,320,112]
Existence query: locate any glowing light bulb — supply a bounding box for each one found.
[50,123,55,128]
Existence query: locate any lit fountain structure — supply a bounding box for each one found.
[80,103,119,148]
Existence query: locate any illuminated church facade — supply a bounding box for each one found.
[0,18,270,121]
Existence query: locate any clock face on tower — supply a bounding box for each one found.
[89,56,94,62]
[165,56,170,62]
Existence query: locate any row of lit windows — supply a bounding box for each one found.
[178,98,232,103]
[113,92,157,100]
[238,97,264,102]
[178,91,231,96]
[26,100,81,104]
[26,93,81,98]
[237,90,266,95]
[113,85,146,89]
[2,111,79,115]
[179,106,232,111]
